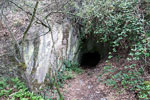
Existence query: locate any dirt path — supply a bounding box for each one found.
[63,63,136,100]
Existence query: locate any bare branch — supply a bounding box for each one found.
[22,1,39,42]
[9,1,50,29]
[2,13,22,63]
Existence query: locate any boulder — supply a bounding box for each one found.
[23,18,80,90]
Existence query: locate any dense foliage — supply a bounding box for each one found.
[68,0,150,99]
[74,0,149,51]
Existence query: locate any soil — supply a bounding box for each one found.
[63,60,136,100]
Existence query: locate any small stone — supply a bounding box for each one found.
[100,98,107,100]
[88,85,93,89]
[95,91,100,93]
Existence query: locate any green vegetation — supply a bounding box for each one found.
[41,61,83,100]
[64,60,84,74]
[57,60,84,87]
[99,63,150,99]
[0,77,44,100]
[1,0,150,99]
[67,0,150,99]
[98,63,147,99]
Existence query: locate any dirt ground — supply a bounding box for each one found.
[63,60,136,100]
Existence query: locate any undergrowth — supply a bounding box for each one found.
[41,61,83,100]
[98,60,145,99]
[0,77,44,100]
[98,59,150,99]
[57,60,84,87]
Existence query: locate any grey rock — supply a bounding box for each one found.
[23,19,80,91]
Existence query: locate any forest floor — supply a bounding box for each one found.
[63,59,136,100]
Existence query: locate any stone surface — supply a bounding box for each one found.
[23,18,80,90]
[100,98,107,100]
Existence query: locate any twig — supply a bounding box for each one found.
[9,1,50,29]
[22,1,39,42]
[2,13,22,63]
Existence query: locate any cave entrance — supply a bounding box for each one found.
[78,38,109,69]
[80,51,101,68]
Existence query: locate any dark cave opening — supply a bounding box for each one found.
[78,38,110,69]
[80,52,101,68]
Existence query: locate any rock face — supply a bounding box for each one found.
[23,19,80,90]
